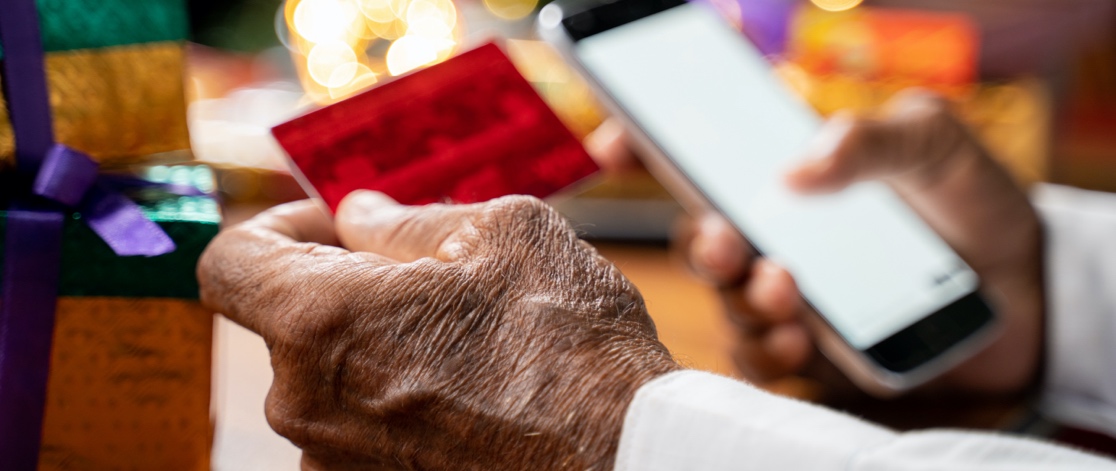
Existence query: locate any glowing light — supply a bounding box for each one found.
[284,0,464,102]
[483,0,537,21]
[407,16,453,39]
[809,0,863,12]
[386,35,455,75]
[294,0,364,43]
[388,0,411,19]
[308,41,359,87]
[329,63,379,99]
[406,0,457,30]
[367,17,409,40]
[356,0,398,23]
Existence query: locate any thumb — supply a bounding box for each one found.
[785,91,972,193]
[783,112,859,193]
[334,190,475,262]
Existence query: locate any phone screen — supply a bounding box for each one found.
[572,3,979,350]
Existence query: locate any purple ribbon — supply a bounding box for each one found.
[0,1,180,467]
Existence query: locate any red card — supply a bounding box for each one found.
[272,42,599,212]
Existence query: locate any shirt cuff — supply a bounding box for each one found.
[1032,184,1116,436]
[615,370,894,471]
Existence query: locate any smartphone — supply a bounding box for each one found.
[539,0,998,393]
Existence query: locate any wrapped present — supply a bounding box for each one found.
[0,166,220,470]
[0,0,191,168]
[0,1,216,469]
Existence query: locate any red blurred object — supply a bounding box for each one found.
[272,42,599,212]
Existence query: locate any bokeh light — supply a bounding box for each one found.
[284,0,463,103]
[367,17,408,40]
[387,34,456,75]
[293,0,364,43]
[406,0,456,30]
[356,0,398,23]
[810,0,864,12]
[329,63,379,99]
[482,0,538,21]
[307,40,359,87]
[282,0,563,103]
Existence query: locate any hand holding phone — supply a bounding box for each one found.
[540,0,1011,393]
[689,92,1045,397]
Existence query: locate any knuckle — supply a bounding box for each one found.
[195,226,249,308]
[895,91,959,132]
[264,386,315,447]
[485,195,558,223]
[920,99,958,130]
[273,270,360,343]
[893,88,948,110]
[480,195,572,244]
[833,118,879,169]
[259,253,369,353]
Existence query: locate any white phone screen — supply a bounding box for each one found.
[575,3,978,349]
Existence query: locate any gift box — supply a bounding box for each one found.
[1,1,215,467]
[0,0,191,167]
[0,165,220,470]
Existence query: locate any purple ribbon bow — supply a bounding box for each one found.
[0,0,182,468]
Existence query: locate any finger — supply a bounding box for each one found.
[583,118,641,173]
[786,91,973,194]
[763,322,812,372]
[728,320,812,382]
[783,112,859,193]
[335,190,475,262]
[252,199,338,246]
[688,214,752,285]
[729,333,793,382]
[723,259,802,329]
[742,259,803,324]
[197,200,386,340]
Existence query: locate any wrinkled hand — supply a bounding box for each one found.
[586,91,1044,398]
[198,192,678,470]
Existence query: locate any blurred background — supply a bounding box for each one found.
[188,0,1116,239]
[189,0,1116,468]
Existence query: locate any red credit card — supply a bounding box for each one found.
[272,42,599,212]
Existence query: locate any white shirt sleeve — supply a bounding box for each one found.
[1034,184,1116,436]
[615,183,1116,470]
[616,371,1116,470]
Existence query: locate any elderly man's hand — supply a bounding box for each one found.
[198,193,678,470]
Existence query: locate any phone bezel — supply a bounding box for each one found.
[538,0,999,393]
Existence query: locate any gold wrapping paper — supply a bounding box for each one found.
[0,42,189,168]
[37,297,212,471]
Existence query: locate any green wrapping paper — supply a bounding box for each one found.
[0,165,220,297]
[0,0,189,58]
